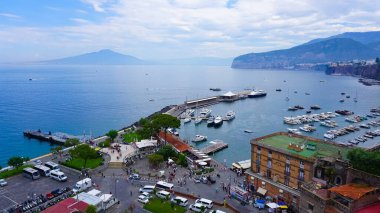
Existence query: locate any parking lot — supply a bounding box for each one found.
[0,166,80,211]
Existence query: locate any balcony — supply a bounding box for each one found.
[300,164,304,169]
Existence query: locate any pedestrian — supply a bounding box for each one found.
[130,191,132,196]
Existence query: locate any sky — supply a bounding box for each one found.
[0,0,379,62]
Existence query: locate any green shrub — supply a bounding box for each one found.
[0,165,31,179]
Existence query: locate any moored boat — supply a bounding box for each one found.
[223,111,236,121]
[192,135,208,142]
[248,90,267,98]
[207,116,215,127]
[214,116,223,127]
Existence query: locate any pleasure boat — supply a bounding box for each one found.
[248,90,267,98]
[194,117,203,125]
[223,111,236,121]
[199,108,212,119]
[214,116,223,127]
[287,128,302,135]
[183,117,191,123]
[244,129,253,133]
[299,125,316,132]
[192,135,207,142]
[323,133,335,140]
[207,116,215,127]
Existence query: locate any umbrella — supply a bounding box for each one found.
[266,202,280,209]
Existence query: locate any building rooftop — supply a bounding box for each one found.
[252,132,350,160]
[42,198,88,213]
[159,131,190,152]
[329,184,377,200]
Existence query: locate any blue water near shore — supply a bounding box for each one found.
[0,65,379,166]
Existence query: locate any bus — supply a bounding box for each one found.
[33,165,51,177]
[155,181,174,190]
[44,161,60,171]
[23,168,40,180]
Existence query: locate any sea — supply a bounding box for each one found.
[1,65,380,167]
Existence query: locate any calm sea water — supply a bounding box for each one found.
[0,65,379,166]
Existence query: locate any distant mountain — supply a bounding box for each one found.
[43,49,147,65]
[232,31,380,69]
[156,57,232,66]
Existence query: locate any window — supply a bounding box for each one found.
[284,176,289,186]
[267,160,272,169]
[308,203,314,211]
[286,156,290,164]
[300,160,304,169]
[297,181,302,190]
[299,170,304,181]
[268,150,272,158]
[285,165,290,175]
[257,146,261,154]
[267,170,272,179]
[256,165,260,173]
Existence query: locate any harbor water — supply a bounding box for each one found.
[0,65,380,166]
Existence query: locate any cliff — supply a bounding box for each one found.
[326,61,380,80]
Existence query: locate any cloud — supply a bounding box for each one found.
[0,0,380,62]
[0,13,21,19]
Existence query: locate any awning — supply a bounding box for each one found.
[257,187,267,196]
[266,203,280,209]
[232,163,241,169]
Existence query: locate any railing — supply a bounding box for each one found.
[328,199,350,213]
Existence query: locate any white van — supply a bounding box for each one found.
[156,190,171,199]
[33,165,51,177]
[73,178,92,193]
[195,198,213,209]
[139,185,155,193]
[189,203,206,212]
[50,170,67,182]
[171,196,188,207]
[44,161,60,171]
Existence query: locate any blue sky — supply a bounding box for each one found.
[0,0,379,62]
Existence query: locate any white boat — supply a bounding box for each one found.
[194,117,203,125]
[207,116,215,127]
[223,111,236,121]
[287,128,302,135]
[192,135,208,142]
[244,129,253,133]
[183,117,191,123]
[248,90,267,98]
[199,108,212,118]
[214,116,223,127]
[299,125,316,132]
[324,133,335,140]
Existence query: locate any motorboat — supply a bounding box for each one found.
[210,88,221,91]
[207,116,215,127]
[223,111,235,121]
[214,116,223,127]
[287,128,302,135]
[184,117,191,123]
[299,125,316,132]
[199,108,212,119]
[192,135,207,142]
[248,90,267,98]
[275,89,282,92]
[244,129,253,133]
[324,133,335,140]
[194,117,203,125]
[310,105,321,110]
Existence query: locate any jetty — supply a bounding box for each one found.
[200,140,228,155]
[23,130,90,145]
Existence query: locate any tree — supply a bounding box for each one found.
[156,145,177,161]
[8,156,24,168]
[347,148,380,176]
[176,153,188,167]
[69,144,98,168]
[64,138,80,147]
[200,205,206,212]
[106,130,118,142]
[152,114,180,144]
[85,205,97,213]
[51,146,63,157]
[148,154,164,168]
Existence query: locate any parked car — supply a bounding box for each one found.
[137,195,149,204]
[34,160,42,165]
[189,203,207,212]
[194,177,201,183]
[201,176,208,184]
[207,176,216,184]
[141,192,151,199]
[171,196,189,207]
[0,179,7,187]
[129,173,141,180]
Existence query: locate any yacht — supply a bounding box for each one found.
[192,135,207,142]
[183,117,191,123]
[323,133,335,140]
[214,116,223,127]
[299,125,316,132]
[248,90,267,98]
[223,111,236,121]
[194,117,203,125]
[199,108,212,119]
[287,128,302,135]
[244,129,253,133]
[207,116,215,127]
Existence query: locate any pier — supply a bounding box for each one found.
[200,140,228,155]
[23,130,89,145]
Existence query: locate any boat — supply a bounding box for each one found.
[339,99,345,103]
[244,129,253,133]
[248,90,267,98]
[324,133,335,140]
[207,116,215,127]
[305,92,310,95]
[199,108,212,119]
[192,135,207,142]
[359,124,370,129]
[295,105,304,110]
[335,110,354,115]
[214,116,223,127]
[310,105,321,110]
[287,128,302,135]
[346,95,350,98]
[288,106,298,111]
[306,110,311,114]
[341,92,346,95]
[194,117,203,125]
[149,99,154,102]
[275,89,282,92]
[210,88,221,91]
[299,125,316,132]
[183,117,191,123]
[223,111,236,121]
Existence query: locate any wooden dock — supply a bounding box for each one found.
[200,140,228,155]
